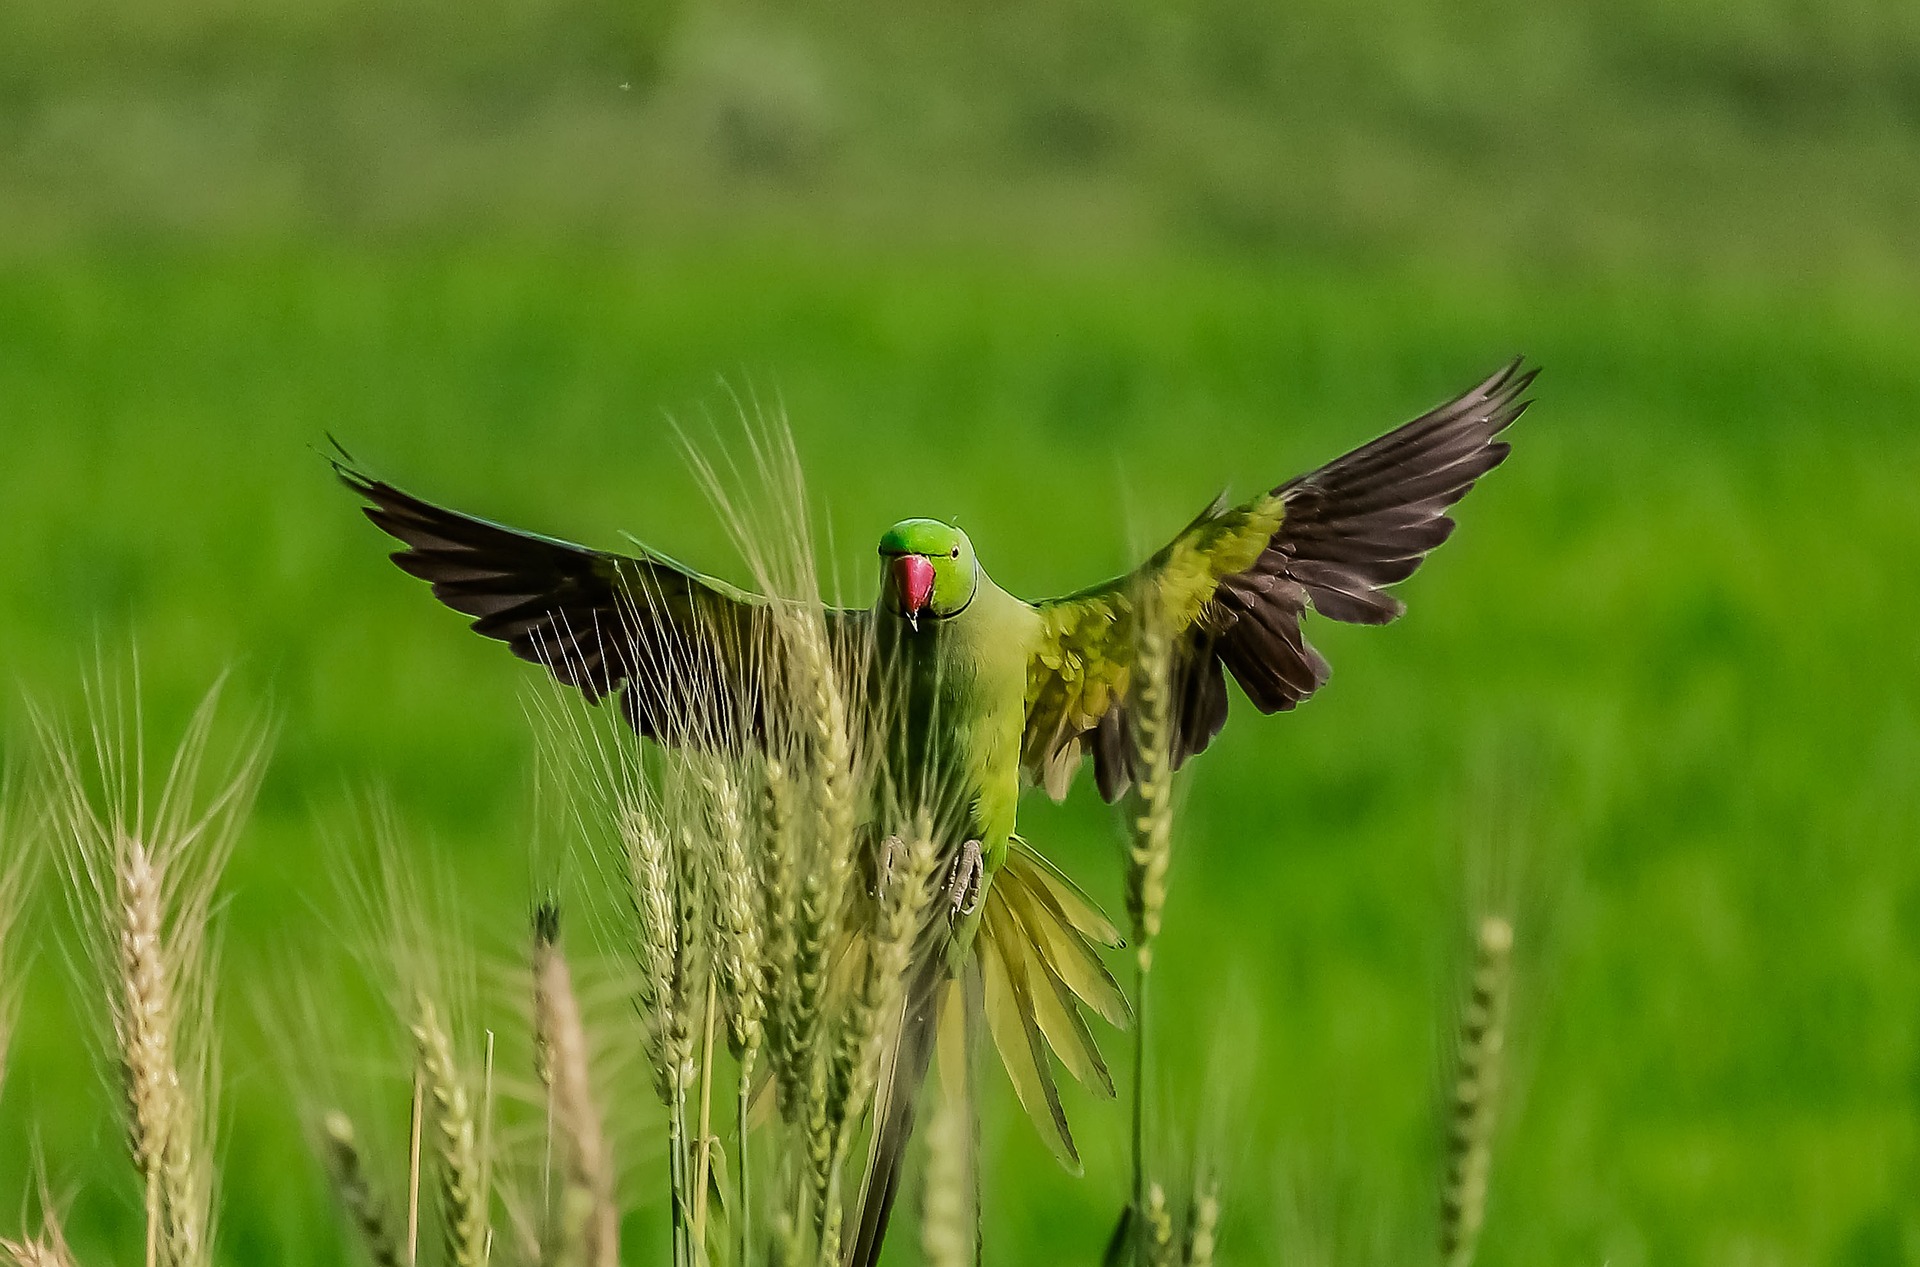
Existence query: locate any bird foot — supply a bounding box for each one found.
[947,839,984,916]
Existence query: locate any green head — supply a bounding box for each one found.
[878,518,977,627]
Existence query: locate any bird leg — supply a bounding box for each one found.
[947,839,984,916]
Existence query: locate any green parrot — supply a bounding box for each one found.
[338,357,1532,1262]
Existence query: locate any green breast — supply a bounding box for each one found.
[873,582,1035,844]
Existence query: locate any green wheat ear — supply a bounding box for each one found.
[1440,915,1514,1267]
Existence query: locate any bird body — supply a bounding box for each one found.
[872,519,1040,958]
[337,357,1536,1266]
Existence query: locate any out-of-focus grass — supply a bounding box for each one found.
[1,246,1915,1265]
[7,0,1920,276]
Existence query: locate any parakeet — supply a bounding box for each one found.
[338,356,1532,1264]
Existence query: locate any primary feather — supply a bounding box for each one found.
[1021,356,1534,801]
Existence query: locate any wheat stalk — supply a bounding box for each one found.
[531,905,617,1267]
[1440,915,1514,1267]
[411,993,490,1267]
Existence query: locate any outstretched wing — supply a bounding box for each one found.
[1022,357,1534,801]
[337,456,846,749]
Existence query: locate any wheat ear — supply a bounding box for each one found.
[117,838,204,1267]
[0,1238,79,1267]
[1182,1177,1219,1267]
[784,609,862,1242]
[705,760,766,1267]
[0,1224,80,1267]
[758,756,802,1120]
[411,994,489,1267]
[1125,603,1175,965]
[1124,601,1175,1251]
[532,905,618,1267]
[621,806,684,1106]
[919,1077,970,1267]
[834,825,937,1149]
[321,1111,404,1267]
[0,1186,82,1267]
[1440,915,1514,1267]
[706,762,766,1068]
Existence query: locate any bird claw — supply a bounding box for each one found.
[948,839,984,916]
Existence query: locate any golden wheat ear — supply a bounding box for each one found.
[39,677,264,1267]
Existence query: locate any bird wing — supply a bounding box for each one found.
[337,455,859,749]
[1021,357,1534,801]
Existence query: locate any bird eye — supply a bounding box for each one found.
[950,546,960,559]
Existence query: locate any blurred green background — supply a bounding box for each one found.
[3,1,1920,1264]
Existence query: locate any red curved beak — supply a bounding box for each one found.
[893,553,935,619]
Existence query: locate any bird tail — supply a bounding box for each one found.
[973,841,1130,1171]
[849,961,954,1267]
[848,841,1129,1266]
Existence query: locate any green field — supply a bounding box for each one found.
[5,0,1920,1262]
[3,247,1916,1265]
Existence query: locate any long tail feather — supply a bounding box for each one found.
[981,897,1080,1171]
[998,855,1131,1029]
[850,843,1124,1264]
[849,967,948,1267]
[1003,893,1115,1098]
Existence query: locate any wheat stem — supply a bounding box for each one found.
[406,1073,423,1267]
[736,1070,755,1267]
[481,1030,495,1267]
[693,975,720,1257]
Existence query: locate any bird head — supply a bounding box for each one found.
[878,519,977,630]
